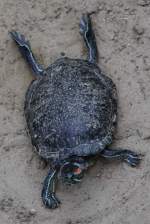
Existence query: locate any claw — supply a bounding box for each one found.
[51,193,61,204]
[9,31,31,49]
[9,30,45,76]
[42,193,61,209]
[79,14,91,35]
[125,152,141,167]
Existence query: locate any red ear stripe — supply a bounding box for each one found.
[74,167,82,175]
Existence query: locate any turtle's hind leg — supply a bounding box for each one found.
[41,169,61,209]
[10,31,45,77]
[100,148,141,167]
[79,13,98,63]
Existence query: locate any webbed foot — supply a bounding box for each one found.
[9,31,45,76]
[79,14,91,35]
[124,151,141,167]
[42,192,61,209]
[10,31,31,49]
[100,148,142,167]
[41,169,61,209]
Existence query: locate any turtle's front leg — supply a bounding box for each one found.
[9,31,45,77]
[100,148,141,167]
[41,169,61,209]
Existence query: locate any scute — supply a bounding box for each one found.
[24,57,117,160]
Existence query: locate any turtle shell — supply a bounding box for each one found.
[24,57,117,160]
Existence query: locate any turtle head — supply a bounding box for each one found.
[60,160,85,184]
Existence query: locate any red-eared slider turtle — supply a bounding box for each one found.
[10,14,140,209]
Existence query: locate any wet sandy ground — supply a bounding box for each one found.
[0,0,150,223]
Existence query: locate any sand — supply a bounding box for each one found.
[0,0,150,223]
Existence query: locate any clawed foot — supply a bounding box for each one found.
[9,30,45,76]
[42,193,61,209]
[124,151,142,167]
[9,31,31,49]
[79,14,91,35]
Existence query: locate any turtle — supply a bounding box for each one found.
[10,13,141,209]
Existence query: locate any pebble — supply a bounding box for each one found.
[29,208,37,216]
